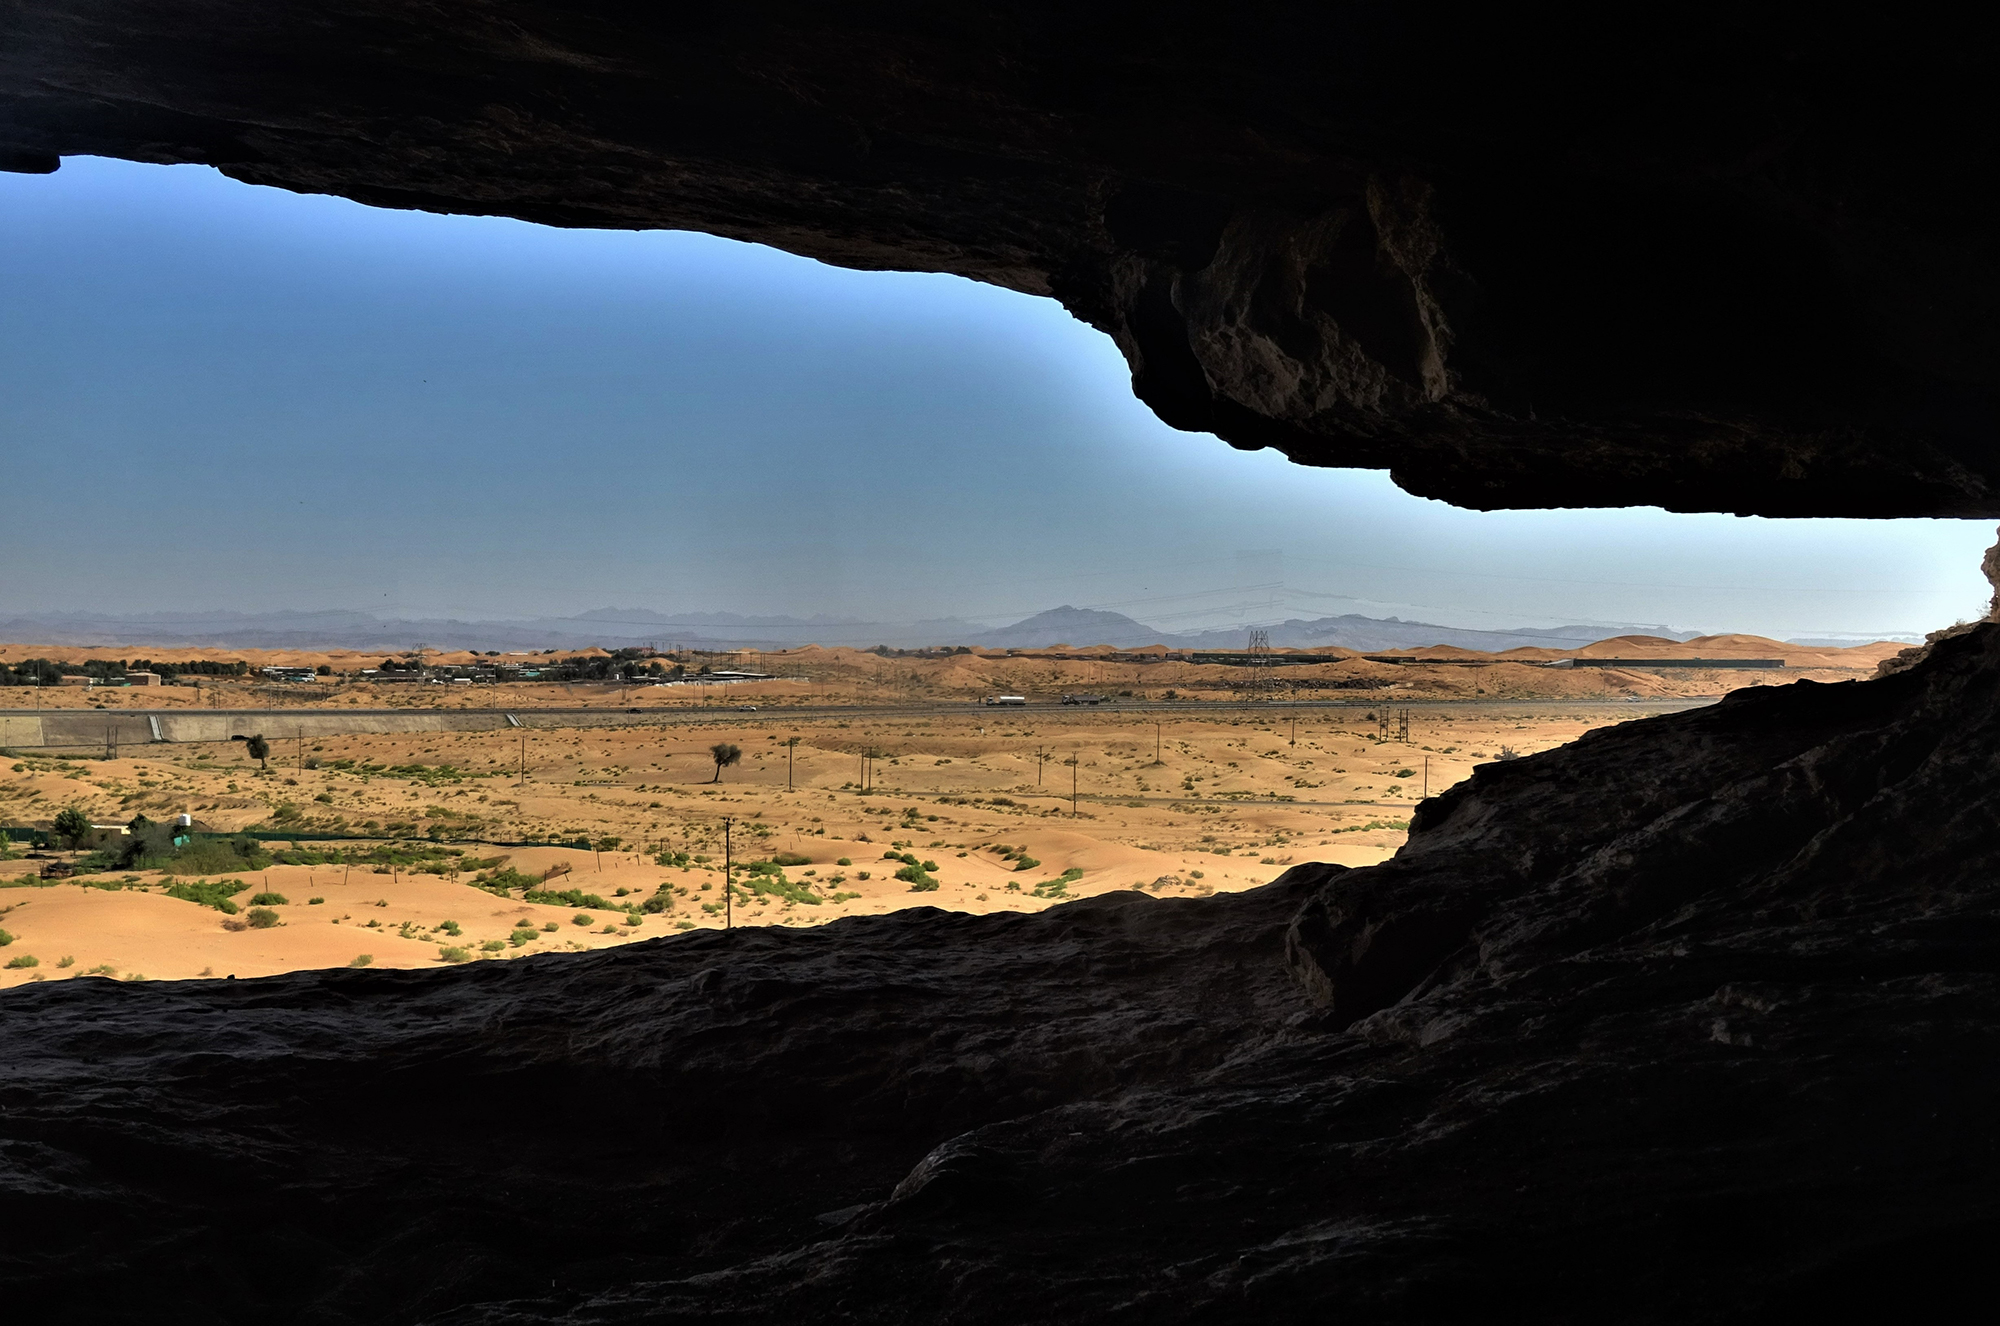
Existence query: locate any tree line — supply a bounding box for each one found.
[0,657,248,686]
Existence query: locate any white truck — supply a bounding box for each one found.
[983,695,1028,706]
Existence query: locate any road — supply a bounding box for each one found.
[0,695,1715,751]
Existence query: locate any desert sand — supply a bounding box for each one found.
[0,633,1902,712]
[1,631,1905,987]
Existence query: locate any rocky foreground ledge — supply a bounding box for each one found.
[5,630,1999,1322]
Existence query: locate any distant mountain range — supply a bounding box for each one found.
[0,605,1742,654]
[960,606,1711,652]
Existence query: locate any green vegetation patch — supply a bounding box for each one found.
[468,866,542,896]
[895,863,939,892]
[322,759,494,785]
[1032,867,1085,900]
[526,887,614,910]
[739,862,822,905]
[164,878,250,914]
[1331,819,1411,835]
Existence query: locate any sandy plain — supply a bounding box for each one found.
[0,634,1902,987]
[0,633,1903,711]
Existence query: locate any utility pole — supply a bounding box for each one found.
[1290,714,1296,747]
[1035,745,1049,785]
[723,817,733,929]
[1154,720,1162,765]
[785,736,799,790]
[518,730,526,787]
[298,728,304,773]
[1069,754,1078,816]
[1422,754,1429,800]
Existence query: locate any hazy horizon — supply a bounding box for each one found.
[3,156,1992,642]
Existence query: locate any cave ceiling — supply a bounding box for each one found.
[3,4,1996,517]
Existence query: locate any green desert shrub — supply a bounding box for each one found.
[155,836,273,876]
[541,921,559,932]
[524,886,612,909]
[308,896,325,905]
[480,938,505,952]
[437,945,472,963]
[1033,868,1084,900]
[770,851,812,867]
[248,891,288,906]
[469,866,541,896]
[438,920,462,936]
[572,913,594,926]
[509,927,537,947]
[165,878,248,914]
[0,928,12,946]
[896,864,939,891]
[348,954,374,968]
[7,953,39,969]
[245,907,281,929]
[56,955,75,968]
[836,857,852,867]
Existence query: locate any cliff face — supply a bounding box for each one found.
[6,627,1999,1321]
[4,4,1997,517]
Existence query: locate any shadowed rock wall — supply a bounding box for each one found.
[5,627,1999,1321]
[3,4,1997,516]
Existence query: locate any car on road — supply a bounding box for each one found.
[736,704,758,711]
[1061,693,1106,705]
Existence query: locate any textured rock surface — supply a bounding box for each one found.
[6,628,2000,1321]
[4,4,1997,516]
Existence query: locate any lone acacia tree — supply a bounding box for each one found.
[709,742,742,783]
[52,805,91,852]
[245,734,270,769]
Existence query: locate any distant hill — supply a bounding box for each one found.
[0,609,986,653]
[961,607,1168,650]
[1786,634,1924,648]
[959,607,1706,653]
[1165,615,1704,653]
[2,606,1909,656]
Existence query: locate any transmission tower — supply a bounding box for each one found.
[1247,629,1273,698]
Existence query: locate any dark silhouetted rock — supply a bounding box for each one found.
[6,627,2000,1320]
[4,6,1997,516]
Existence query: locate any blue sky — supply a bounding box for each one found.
[1,155,1991,640]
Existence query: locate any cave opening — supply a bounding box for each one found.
[5,8,1999,1318]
